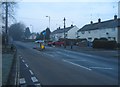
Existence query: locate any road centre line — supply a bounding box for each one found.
[63,59,92,71]
[57,51,70,57]
[29,70,34,75]
[68,59,87,61]
[62,49,106,60]
[42,52,54,57]
[19,78,26,84]
[25,64,28,68]
[89,67,113,70]
[31,77,38,83]
[34,83,41,86]
[22,59,25,63]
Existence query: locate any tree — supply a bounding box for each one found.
[45,27,51,40]
[24,27,31,39]
[35,33,40,40]
[1,1,17,44]
[40,31,45,40]
[9,22,25,40]
[38,28,51,41]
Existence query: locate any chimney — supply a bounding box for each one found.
[114,15,117,20]
[71,24,73,27]
[98,18,101,23]
[59,27,60,29]
[90,21,93,24]
[57,27,60,30]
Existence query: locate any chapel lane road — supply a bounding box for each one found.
[14,41,118,85]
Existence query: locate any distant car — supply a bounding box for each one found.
[35,40,44,43]
[53,41,64,46]
[47,41,53,46]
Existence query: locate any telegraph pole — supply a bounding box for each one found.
[5,2,8,45]
[46,16,50,29]
[63,17,66,48]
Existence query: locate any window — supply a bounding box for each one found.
[112,28,115,31]
[113,37,116,41]
[88,31,90,33]
[81,31,85,34]
[88,37,92,40]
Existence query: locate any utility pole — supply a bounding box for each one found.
[63,17,66,48]
[46,16,50,29]
[30,25,33,39]
[5,2,8,45]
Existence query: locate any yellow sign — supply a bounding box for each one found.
[41,44,45,49]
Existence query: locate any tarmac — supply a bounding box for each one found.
[54,45,119,59]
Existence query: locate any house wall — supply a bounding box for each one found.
[0,3,2,34]
[117,27,120,43]
[29,34,36,39]
[67,26,79,39]
[78,28,117,42]
[50,33,64,41]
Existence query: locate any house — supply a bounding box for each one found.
[0,2,4,34]
[77,15,120,43]
[29,33,37,40]
[50,25,79,41]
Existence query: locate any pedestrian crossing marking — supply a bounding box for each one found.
[31,77,38,83]
[19,78,26,84]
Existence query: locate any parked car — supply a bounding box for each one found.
[47,41,53,46]
[53,41,64,46]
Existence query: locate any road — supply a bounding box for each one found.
[14,41,118,86]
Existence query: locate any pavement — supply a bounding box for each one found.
[2,44,18,86]
[0,44,2,87]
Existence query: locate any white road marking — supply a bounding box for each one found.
[22,60,25,62]
[31,77,38,83]
[19,78,26,84]
[49,54,54,57]
[29,70,34,75]
[70,59,87,61]
[63,59,92,71]
[43,52,54,57]
[89,67,113,70]
[35,83,41,86]
[25,64,28,68]
[57,51,70,57]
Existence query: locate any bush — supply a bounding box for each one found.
[117,43,120,48]
[93,40,117,49]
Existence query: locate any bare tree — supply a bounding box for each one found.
[1,1,17,44]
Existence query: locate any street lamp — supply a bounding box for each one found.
[30,25,33,39]
[63,17,66,48]
[46,16,50,29]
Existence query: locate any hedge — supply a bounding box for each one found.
[93,40,117,49]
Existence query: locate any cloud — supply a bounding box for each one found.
[20,0,119,2]
[16,2,118,32]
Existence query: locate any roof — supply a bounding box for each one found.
[78,18,120,32]
[51,25,74,34]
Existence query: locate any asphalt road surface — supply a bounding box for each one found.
[14,41,118,86]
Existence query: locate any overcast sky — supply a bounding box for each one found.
[16,0,119,33]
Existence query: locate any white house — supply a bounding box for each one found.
[50,25,79,41]
[0,2,3,34]
[29,33,37,40]
[77,15,120,43]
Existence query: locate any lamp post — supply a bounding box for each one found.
[46,16,50,29]
[5,2,8,46]
[30,25,33,39]
[63,17,66,48]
